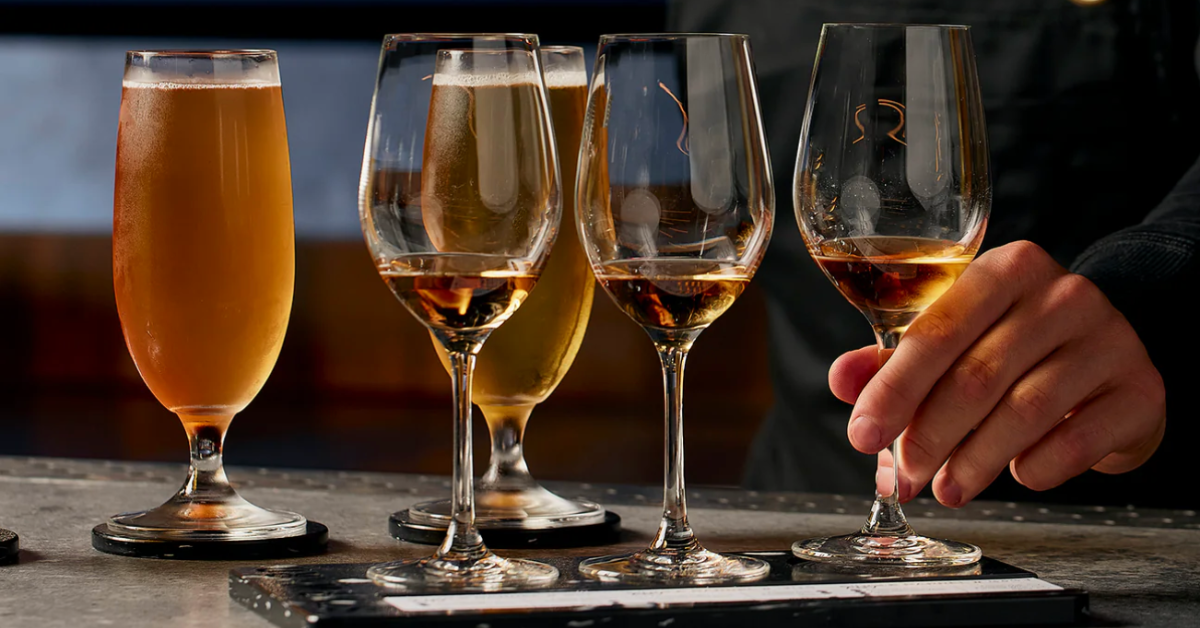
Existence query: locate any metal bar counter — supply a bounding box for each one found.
[0,456,1197,627]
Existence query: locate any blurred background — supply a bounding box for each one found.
[0,0,773,486]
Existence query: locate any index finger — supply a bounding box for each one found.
[847,241,1058,453]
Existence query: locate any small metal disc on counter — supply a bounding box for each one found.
[389,510,621,548]
[91,521,328,560]
[0,528,18,565]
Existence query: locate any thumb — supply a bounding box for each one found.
[829,345,880,404]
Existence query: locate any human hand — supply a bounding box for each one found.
[830,241,1166,507]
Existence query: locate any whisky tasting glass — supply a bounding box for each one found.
[415,46,606,532]
[360,34,560,588]
[792,24,990,565]
[576,33,774,583]
[105,50,307,540]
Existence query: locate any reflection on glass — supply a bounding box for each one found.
[575,33,774,584]
[792,24,990,566]
[360,34,561,589]
[791,559,982,582]
[104,50,308,542]
[415,46,605,532]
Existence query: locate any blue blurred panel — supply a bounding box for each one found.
[0,37,124,233]
[0,37,380,238]
[0,36,594,238]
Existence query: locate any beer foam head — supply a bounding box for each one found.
[431,71,543,87]
[432,49,548,87]
[539,47,587,87]
[123,51,281,88]
[428,67,586,88]
[430,49,585,88]
[543,66,587,88]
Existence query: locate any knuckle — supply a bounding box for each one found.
[901,429,941,469]
[993,240,1050,274]
[978,240,1059,291]
[1128,368,1166,413]
[1054,431,1098,475]
[1005,240,1048,264]
[1095,311,1134,349]
[949,445,989,484]
[909,308,958,352]
[1049,273,1103,312]
[871,372,920,412]
[950,353,1001,406]
[1002,381,1058,429]
[1091,322,1145,374]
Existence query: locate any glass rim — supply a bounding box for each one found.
[822,23,970,30]
[540,45,584,54]
[126,49,277,58]
[435,49,537,56]
[383,33,540,44]
[599,32,750,42]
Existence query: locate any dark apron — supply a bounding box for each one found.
[670,0,1200,505]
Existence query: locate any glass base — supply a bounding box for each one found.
[408,484,606,530]
[107,492,307,541]
[792,532,981,566]
[579,547,770,584]
[367,551,559,591]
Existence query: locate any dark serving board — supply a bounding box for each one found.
[230,553,1087,627]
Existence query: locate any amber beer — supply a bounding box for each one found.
[113,78,294,418]
[420,59,554,256]
[427,58,593,410]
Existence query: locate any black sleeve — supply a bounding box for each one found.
[1064,135,1200,504]
[1071,37,1200,340]
[1070,151,1200,299]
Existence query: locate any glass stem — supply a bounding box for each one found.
[479,405,536,491]
[178,415,238,503]
[651,338,700,554]
[861,326,914,537]
[437,333,489,561]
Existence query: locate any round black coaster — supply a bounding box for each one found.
[91,521,328,560]
[389,510,621,548]
[0,529,18,565]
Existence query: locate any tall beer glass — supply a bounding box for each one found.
[417,46,604,531]
[360,34,560,588]
[792,24,989,566]
[106,50,305,540]
[576,34,773,583]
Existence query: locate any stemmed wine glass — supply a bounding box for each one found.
[792,24,990,565]
[103,50,308,543]
[413,46,606,534]
[359,34,560,588]
[576,33,774,583]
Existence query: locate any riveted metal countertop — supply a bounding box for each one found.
[1,456,1197,626]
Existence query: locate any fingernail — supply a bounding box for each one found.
[939,477,963,509]
[849,415,883,452]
